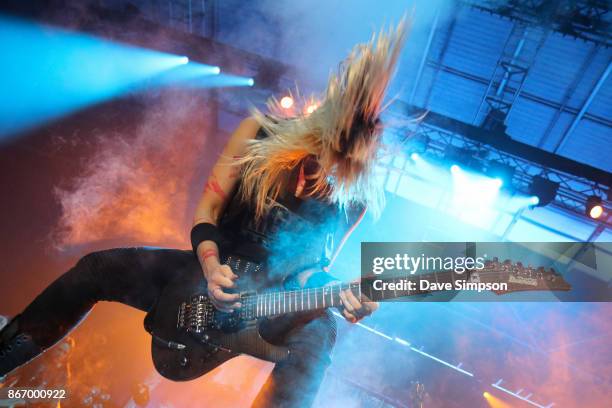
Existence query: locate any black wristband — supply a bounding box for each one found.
[190,223,222,255]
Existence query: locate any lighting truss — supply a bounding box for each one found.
[390,114,611,228]
[465,0,611,47]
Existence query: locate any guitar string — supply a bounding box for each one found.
[239,265,560,317]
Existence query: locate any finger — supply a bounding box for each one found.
[344,289,363,312]
[211,275,236,289]
[339,291,354,313]
[210,287,240,303]
[219,265,239,280]
[207,295,229,312]
[342,308,357,323]
[208,296,240,313]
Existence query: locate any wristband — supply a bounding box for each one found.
[191,222,222,255]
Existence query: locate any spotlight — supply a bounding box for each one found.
[528,176,559,207]
[493,178,503,188]
[483,391,490,398]
[247,78,255,86]
[212,66,221,75]
[179,56,189,65]
[485,161,515,188]
[410,152,420,161]
[450,164,461,174]
[529,196,540,206]
[280,96,294,109]
[586,195,604,219]
[305,103,318,114]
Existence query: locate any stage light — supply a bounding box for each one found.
[212,66,221,74]
[485,161,515,188]
[528,176,559,207]
[483,391,490,397]
[280,96,294,109]
[529,196,540,206]
[184,74,256,88]
[410,152,420,161]
[0,15,201,139]
[450,164,461,174]
[179,56,189,65]
[586,195,604,219]
[305,103,318,114]
[493,178,503,188]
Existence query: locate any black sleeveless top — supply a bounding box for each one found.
[217,127,364,283]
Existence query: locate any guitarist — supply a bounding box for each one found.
[0,21,407,407]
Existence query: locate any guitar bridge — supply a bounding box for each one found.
[177,295,215,334]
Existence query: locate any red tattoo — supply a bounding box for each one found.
[205,178,228,199]
[228,167,241,179]
[201,249,218,260]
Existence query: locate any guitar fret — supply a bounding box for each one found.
[240,259,547,319]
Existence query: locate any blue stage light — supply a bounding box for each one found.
[212,66,221,75]
[410,152,420,161]
[450,164,461,174]
[183,74,257,88]
[0,14,198,140]
[529,196,540,206]
[179,56,189,65]
[247,78,255,86]
[493,178,503,188]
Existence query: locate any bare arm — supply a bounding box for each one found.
[193,117,260,312]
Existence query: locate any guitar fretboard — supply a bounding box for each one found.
[240,282,360,319]
[239,269,463,319]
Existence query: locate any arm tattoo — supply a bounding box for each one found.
[201,249,218,260]
[205,177,228,200]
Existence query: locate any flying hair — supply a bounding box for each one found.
[234,18,410,221]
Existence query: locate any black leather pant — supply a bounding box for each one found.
[9,247,336,407]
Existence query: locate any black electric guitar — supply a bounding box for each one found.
[145,256,570,381]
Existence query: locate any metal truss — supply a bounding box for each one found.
[472,20,549,130]
[465,0,611,47]
[394,117,612,228]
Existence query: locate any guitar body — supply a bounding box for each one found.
[144,253,568,382]
[145,262,290,382]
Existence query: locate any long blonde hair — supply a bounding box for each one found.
[236,19,408,221]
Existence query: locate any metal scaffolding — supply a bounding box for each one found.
[391,102,611,230]
[466,0,611,47]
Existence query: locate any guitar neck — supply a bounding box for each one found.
[238,260,569,319]
[240,271,454,319]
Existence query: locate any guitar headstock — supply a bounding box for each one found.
[470,257,571,295]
